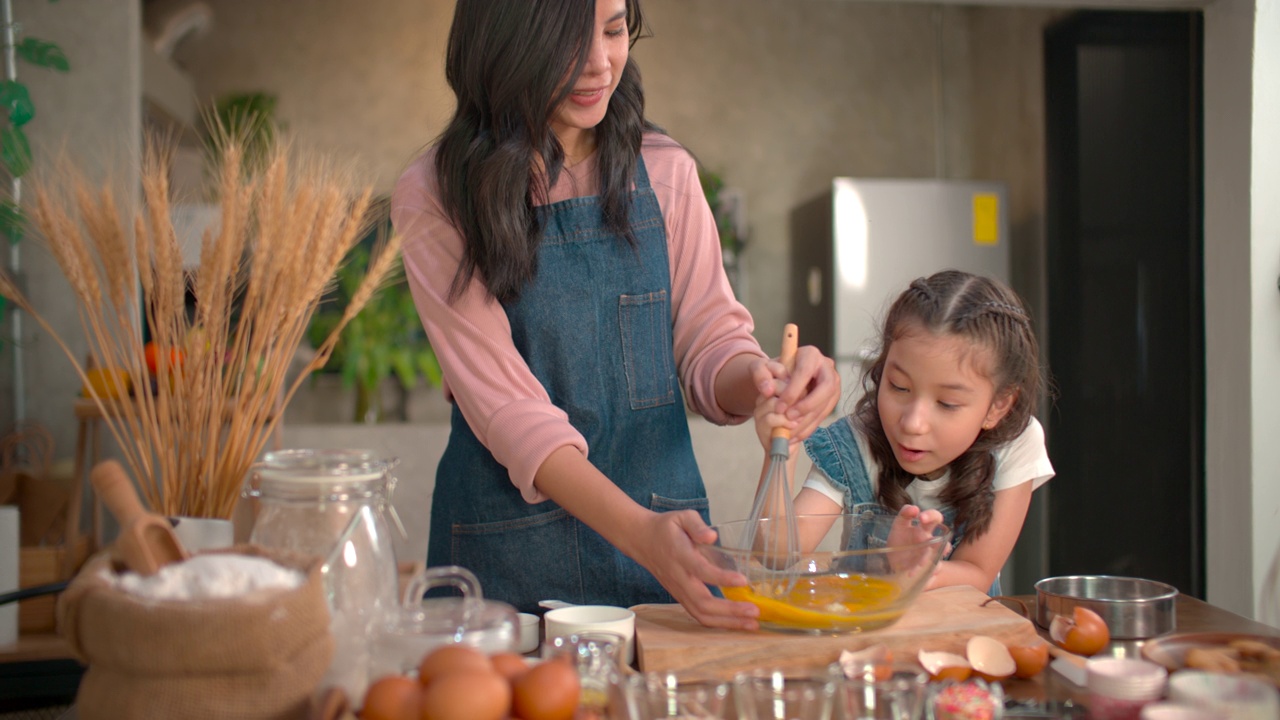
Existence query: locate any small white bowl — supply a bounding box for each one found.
[1140,701,1220,720]
[516,612,540,654]
[1086,658,1168,701]
[1167,670,1280,720]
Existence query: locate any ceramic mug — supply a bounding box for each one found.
[517,612,541,654]
[544,604,636,666]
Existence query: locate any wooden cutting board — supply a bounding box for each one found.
[631,586,1039,680]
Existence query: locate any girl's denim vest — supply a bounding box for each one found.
[427,158,708,613]
[804,416,1002,595]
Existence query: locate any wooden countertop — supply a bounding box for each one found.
[3,590,1276,709]
[997,593,1280,704]
[0,632,74,664]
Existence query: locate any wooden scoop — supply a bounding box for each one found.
[91,460,189,575]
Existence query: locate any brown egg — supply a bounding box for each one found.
[417,644,493,686]
[490,651,532,682]
[512,657,580,720]
[1007,640,1050,678]
[418,669,511,720]
[1049,607,1111,656]
[360,674,420,720]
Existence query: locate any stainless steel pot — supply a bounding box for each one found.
[1034,575,1178,640]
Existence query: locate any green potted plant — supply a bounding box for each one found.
[698,166,745,255]
[1,0,70,415]
[202,92,282,183]
[306,200,441,423]
[699,166,746,298]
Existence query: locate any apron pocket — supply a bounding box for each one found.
[448,507,581,611]
[619,291,677,410]
[649,493,711,527]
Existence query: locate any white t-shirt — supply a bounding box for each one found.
[803,417,1055,513]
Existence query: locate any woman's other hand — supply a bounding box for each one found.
[627,508,761,631]
[536,448,761,631]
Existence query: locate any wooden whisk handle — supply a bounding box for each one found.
[772,323,800,441]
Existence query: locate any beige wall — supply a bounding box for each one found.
[168,0,1059,349]
[170,0,456,196]
[1249,0,1280,627]
[1,0,141,463]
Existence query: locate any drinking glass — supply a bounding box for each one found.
[733,669,837,720]
[545,630,627,714]
[615,672,733,719]
[829,664,928,720]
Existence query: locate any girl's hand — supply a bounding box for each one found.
[887,504,946,546]
[628,509,761,631]
[753,392,795,453]
[752,345,839,442]
[887,505,948,578]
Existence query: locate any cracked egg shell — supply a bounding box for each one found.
[839,644,895,682]
[966,635,1016,681]
[918,649,972,682]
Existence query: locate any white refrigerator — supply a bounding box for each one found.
[790,178,1011,389]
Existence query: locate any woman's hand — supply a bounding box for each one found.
[626,508,761,631]
[535,448,761,631]
[751,345,839,441]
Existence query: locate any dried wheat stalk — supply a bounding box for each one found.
[0,138,401,518]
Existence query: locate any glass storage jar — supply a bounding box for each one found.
[245,448,404,703]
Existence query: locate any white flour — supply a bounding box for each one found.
[114,554,304,600]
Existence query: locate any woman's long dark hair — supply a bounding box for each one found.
[434,0,656,303]
[853,270,1045,542]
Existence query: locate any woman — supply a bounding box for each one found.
[391,0,839,630]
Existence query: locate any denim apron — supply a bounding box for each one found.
[804,416,1002,595]
[427,157,710,613]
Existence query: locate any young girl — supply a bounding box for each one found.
[754,270,1054,594]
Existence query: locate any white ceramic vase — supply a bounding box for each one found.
[168,516,234,553]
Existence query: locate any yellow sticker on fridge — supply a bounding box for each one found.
[972,193,999,245]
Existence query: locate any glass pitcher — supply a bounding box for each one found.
[244,448,404,702]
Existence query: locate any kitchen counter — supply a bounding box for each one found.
[996,593,1279,706]
[4,591,1276,715]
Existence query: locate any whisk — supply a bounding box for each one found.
[741,324,801,596]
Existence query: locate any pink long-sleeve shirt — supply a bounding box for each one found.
[390,132,765,504]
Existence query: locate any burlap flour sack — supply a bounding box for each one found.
[58,544,333,720]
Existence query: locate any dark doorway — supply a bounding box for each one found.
[1044,11,1204,597]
